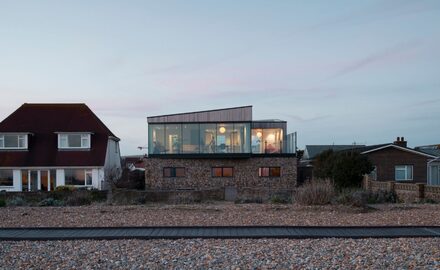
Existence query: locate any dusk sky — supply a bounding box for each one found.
[1,0,439,155]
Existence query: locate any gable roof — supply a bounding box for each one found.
[147,105,253,123]
[303,145,365,160]
[0,103,118,167]
[360,144,438,158]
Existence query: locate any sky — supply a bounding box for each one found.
[0,0,439,155]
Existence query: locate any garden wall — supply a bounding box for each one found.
[363,175,440,202]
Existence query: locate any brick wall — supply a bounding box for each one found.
[363,175,439,202]
[144,157,297,190]
[364,147,430,183]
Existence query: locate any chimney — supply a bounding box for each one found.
[393,136,407,147]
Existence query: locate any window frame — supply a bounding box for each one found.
[64,169,94,186]
[258,167,281,177]
[0,134,28,150]
[58,133,91,149]
[163,167,186,178]
[211,167,234,177]
[395,165,413,181]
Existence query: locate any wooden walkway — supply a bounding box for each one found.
[1,226,440,241]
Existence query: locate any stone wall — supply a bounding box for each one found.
[144,157,297,190]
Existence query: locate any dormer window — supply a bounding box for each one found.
[58,133,91,149]
[0,134,28,149]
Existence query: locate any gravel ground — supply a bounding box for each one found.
[1,238,439,269]
[0,203,439,227]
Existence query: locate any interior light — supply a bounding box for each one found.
[219,126,226,134]
[256,131,262,138]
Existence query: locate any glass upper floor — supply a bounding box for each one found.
[148,122,288,155]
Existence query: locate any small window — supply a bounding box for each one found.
[0,169,14,186]
[0,134,28,149]
[395,165,413,181]
[259,167,281,177]
[211,167,234,177]
[58,134,91,149]
[163,167,186,178]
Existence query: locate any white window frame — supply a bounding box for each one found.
[64,168,94,186]
[58,134,91,149]
[0,134,28,150]
[395,165,413,181]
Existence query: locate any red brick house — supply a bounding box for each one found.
[0,103,121,192]
[361,137,437,184]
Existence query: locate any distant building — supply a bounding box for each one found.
[144,106,297,194]
[0,103,121,191]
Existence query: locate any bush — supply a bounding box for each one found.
[39,198,64,207]
[234,198,263,204]
[90,190,106,202]
[0,199,5,207]
[369,190,398,204]
[55,185,76,192]
[335,189,370,207]
[270,194,291,204]
[7,196,26,206]
[295,179,335,205]
[65,193,92,206]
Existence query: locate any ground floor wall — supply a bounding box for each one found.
[144,157,297,190]
[0,167,105,192]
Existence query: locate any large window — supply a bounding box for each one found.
[163,167,186,177]
[259,167,281,177]
[149,124,166,154]
[0,134,27,149]
[58,134,90,149]
[395,165,413,181]
[251,128,283,154]
[211,167,234,177]
[0,169,13,186]
[165,124,181,154]
[182,124,199,153]
[148,123,251,155]
[200,123,217,154]
[65,169,93,186]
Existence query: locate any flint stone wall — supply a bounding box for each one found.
[144,157,297,190]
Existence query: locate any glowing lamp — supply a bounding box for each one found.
[219,126,226,134]
[256,131,262,138]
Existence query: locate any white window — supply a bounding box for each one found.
[395,165,413,181]
[0,134,28,149]
[65,169,94,186]
[58,134,91,149]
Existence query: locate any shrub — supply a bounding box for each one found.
[7,196,26,206]
[90,190,106,202]
[335,189,370,207]
[65,193,92,206]
[39,198,64,207]
[55,185,76,192]
[270,194,291,204]
[0,199,6,207]
[295,179,335,205]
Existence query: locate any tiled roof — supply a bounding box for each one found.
[0,103,117,167]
